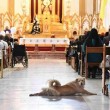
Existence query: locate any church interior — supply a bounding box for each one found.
[0,0,110,110]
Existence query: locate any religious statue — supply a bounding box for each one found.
[31,16,40,34]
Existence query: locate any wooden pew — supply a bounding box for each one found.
[85,46,103,78]
[70,46,78,71]
[0,50,4,78]
[66,45,77,65]
[102,45,110,95]
[0,47,11,78]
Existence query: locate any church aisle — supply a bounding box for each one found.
[0,59,109,110]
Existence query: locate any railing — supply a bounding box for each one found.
[19,38,69,51]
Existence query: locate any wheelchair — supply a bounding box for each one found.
[11,45,28,68]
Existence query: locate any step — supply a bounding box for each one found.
[27,51,66,59]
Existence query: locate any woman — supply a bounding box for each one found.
[82,28,103,78]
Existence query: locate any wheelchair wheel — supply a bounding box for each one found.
[22,56,28,68]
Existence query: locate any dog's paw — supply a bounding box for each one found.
[29,93,39,96]
[29,94,34,96]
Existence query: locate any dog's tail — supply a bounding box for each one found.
[48,79,61,87]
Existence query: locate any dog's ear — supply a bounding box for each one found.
[75,78,78,82]
[82,77,85,80]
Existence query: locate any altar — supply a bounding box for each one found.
[15,0,68,51]
[22,0,67,38]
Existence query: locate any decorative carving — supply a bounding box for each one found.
[63,13,100,36]
[0,12,103,36]
[41,0,52,14]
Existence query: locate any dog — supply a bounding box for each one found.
[29,77,97,96]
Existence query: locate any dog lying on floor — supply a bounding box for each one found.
[29,77,97,96]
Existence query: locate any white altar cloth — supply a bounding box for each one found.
[19,38,69,45]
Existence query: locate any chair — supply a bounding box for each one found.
[11,45,28,68]
[102,45,110,95]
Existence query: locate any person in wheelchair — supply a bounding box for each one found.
[12,44,28,68]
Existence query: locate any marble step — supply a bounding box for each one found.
[27,51,66,59]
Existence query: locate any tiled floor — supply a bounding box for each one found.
[0,59,109,110]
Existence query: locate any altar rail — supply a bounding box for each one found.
[20,38,69,51]
[19,38,69,45]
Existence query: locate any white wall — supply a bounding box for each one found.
[0,0,8,13]
[64,0,79,16]
[14,0,30,15]
[85,0,93,14]
[70,0,79,15]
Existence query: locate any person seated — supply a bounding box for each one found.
[13,39,19,46]
[0,35,4,50]
[72,31,78,39]
[4,26,11,34]
[4,32,14,48]
[0,35,9,68]
[82,28,103,61]
[82,28,103,78]
[103,29,110,46]
[0,35,4,70]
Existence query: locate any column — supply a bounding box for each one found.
[79,0,85,16]
[36,0,38,14]
[59,0,62,23]
[96,0,101,14]
[85,0,93,14]
[31,0,34,22]
[8,0,14,15]
[93,0,96,14]
[55,0,58,15]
